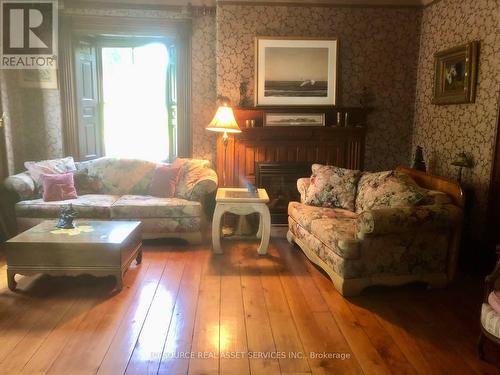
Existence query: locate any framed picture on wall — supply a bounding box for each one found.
[255,37,338,106]
[432,41,478,105]
[264,113,325,127]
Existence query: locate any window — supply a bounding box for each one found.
[60,16,191,162]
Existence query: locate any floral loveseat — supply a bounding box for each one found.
[287,165,464,296]
[3,157,218,244]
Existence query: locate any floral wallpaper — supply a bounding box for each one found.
[412,0,500,230]
[216,4,422,171]
[0,71,63,174]
[191,13,217,165]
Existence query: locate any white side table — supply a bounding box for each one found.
[212,188,271,255]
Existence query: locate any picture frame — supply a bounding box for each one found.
[255,37,338,106]
[264,113,325,127]
[432,41,478,105]
[18,69,58,89]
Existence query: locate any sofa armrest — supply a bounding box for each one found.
[3,172,37,200]
[297,178,311,203]
[357,204,462,237]
[188,168,218,202]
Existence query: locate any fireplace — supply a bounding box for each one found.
[256,162,312,224]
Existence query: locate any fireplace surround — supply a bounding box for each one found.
[256,162,312,224]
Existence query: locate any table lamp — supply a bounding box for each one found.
[206,104,241,186]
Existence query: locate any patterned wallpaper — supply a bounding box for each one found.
[216,4,422,171]
[0,71,63,174]
[191,13,217,165]
[412,0,500,229]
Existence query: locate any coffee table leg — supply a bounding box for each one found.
[136,249,143,265]
[7,270,17,291]
[257,206,271,255]
[212,204,224,254]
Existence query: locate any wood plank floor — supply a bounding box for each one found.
[0,234,499,374]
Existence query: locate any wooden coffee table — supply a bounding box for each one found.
[212,188,271,255]
[5,220,142,292]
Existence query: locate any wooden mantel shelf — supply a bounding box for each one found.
[235,126,366,141]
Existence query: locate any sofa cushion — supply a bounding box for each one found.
[25,157,76,186]
[288,201,357,231]
[110,195,201,219]
[310,218,360,259]
[15,194,119,219]
[481,303,500,339]
[304,164,361,211]
[355,171,426,213]
[76,157,157,195]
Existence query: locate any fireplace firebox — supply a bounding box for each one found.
[256,162,312,224]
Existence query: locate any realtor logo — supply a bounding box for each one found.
[1,0,58,69]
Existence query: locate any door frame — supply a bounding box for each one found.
[59,14,192,161]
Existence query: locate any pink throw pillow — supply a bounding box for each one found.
[488,290,500,315]
[149,165,180,198]
[41,173,78,202]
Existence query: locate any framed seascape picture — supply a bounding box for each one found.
[264,113,325,127]
[255,37,338,106]
[432,41,478,105]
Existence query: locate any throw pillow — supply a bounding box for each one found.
[304,164,362,211]
[355,170,426,213]
[149,165,180,198]
[25,157,77,186]
[41,173,78,202]
[488,290,500,315]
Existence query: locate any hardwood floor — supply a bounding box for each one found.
[0,234,499,374]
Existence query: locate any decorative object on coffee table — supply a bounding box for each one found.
[206,104,242,186]
[451,151,473,183]
[412,146,426,171]
[212,188,270,255]
[5,220,142,292]
[56,204,77,229]
[432,41,479,105]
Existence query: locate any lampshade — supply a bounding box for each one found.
[206,105,241,134]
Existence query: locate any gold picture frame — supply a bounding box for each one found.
[432,41,478,105]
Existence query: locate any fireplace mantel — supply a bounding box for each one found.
[215,106,369,188]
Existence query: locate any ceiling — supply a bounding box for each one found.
[65,0,436,7]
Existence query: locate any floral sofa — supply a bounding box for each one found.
[3,157,218,244]
[287,165,464,296]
